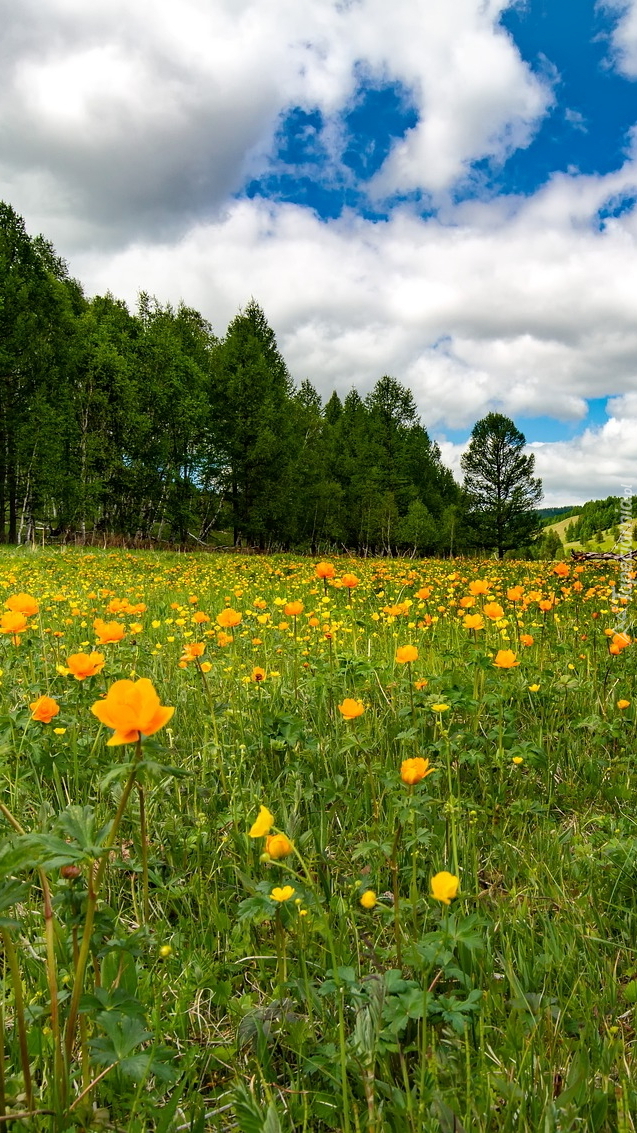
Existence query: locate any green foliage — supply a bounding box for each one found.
[461,412,543,558]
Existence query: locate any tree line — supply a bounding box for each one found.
[0,202,543,556]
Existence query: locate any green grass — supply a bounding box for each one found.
[0,547,634,1131]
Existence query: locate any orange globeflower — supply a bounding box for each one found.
[553,563,570,578]
[507,586,524,602]
[395,645,418,664]
[340,573,359,589]
[0,611,28,637]
[216,608,242,629]
[538,599,553,612]
[483,602,504,621]
[493,649,519,668]
[66,652,105,680]
[251,666,266,682]
[181,642,206,663]
[90,678,174,746]
[610,632,631,654]
[400,757,434,785]
[315,562,335,580]
[463,614,484,631]
[192,611,210,624]
[459,596,475,609]
[30,696,60,724]
[617,699,631,709]
[265,833,294,859]
[284,601,304,617]
[519,634,534,647]
[5,593,39,617]
[468,580,489,596]
[338,698,365,720]
[416,587,431,600]
[93,619,126,644]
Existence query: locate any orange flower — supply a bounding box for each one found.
[340,573,359,589]
[400,757,434,785]
[90,677,174,746]
[519,634,534,647]
[265,833,294,859]
[216,608,242,629]
[416,587,431,600]
[493,649,519,668]
[468,580,489,596]
[610,632,631,654]
[251,667,266,682]
[217,631,233,647]
[5,593,39,617]
[463,614,484,631]
[395,645,418,664]
[553,563,570,577]
[459,596,475,608]
[284,601,304,617]
[507,586,524,602]
[315,562,335,579]
[66,652,105,680]
[0,611,28,637]
[538,599,553,613]
[414,678,429,690]
[617,699,631,709]
[181,642,206,663]
[30,696,60,724]
[192,611,210,624]
[483,602,504,621]
[93,619,125,644]
[338,698,365,720]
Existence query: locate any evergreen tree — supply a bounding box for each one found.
[461,413,543,558]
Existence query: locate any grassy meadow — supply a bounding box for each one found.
[0,547,635,1132]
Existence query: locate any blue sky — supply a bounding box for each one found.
[3,0,637,503]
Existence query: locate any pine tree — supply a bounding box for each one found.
[461,413,543,558]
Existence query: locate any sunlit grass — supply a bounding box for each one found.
[0,546,634,1131]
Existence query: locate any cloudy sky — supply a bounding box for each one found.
[3,0,637,505]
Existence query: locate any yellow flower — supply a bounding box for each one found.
[338,698,365,720]
[512,756,524,765]
[395,645,418,663]
[400,757,435,785]
[430,871,459,905]
[270,886,295,902]
[53,727,67,735]
[249,805,274,838]
[360,890,377,909]
[528,683,540,692]
[265,833,293,859]
[159,944,173,958]
[431,703,449,713]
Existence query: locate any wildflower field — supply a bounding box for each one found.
[0,547,635,1132]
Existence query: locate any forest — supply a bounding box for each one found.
[0,201,547,556]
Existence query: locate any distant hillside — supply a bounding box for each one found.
[539,505,580,528]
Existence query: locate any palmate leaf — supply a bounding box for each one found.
[89,1014,178,1083]
[55,804,111,857]
[12,833,87,871]
[232,1083,283,1133]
